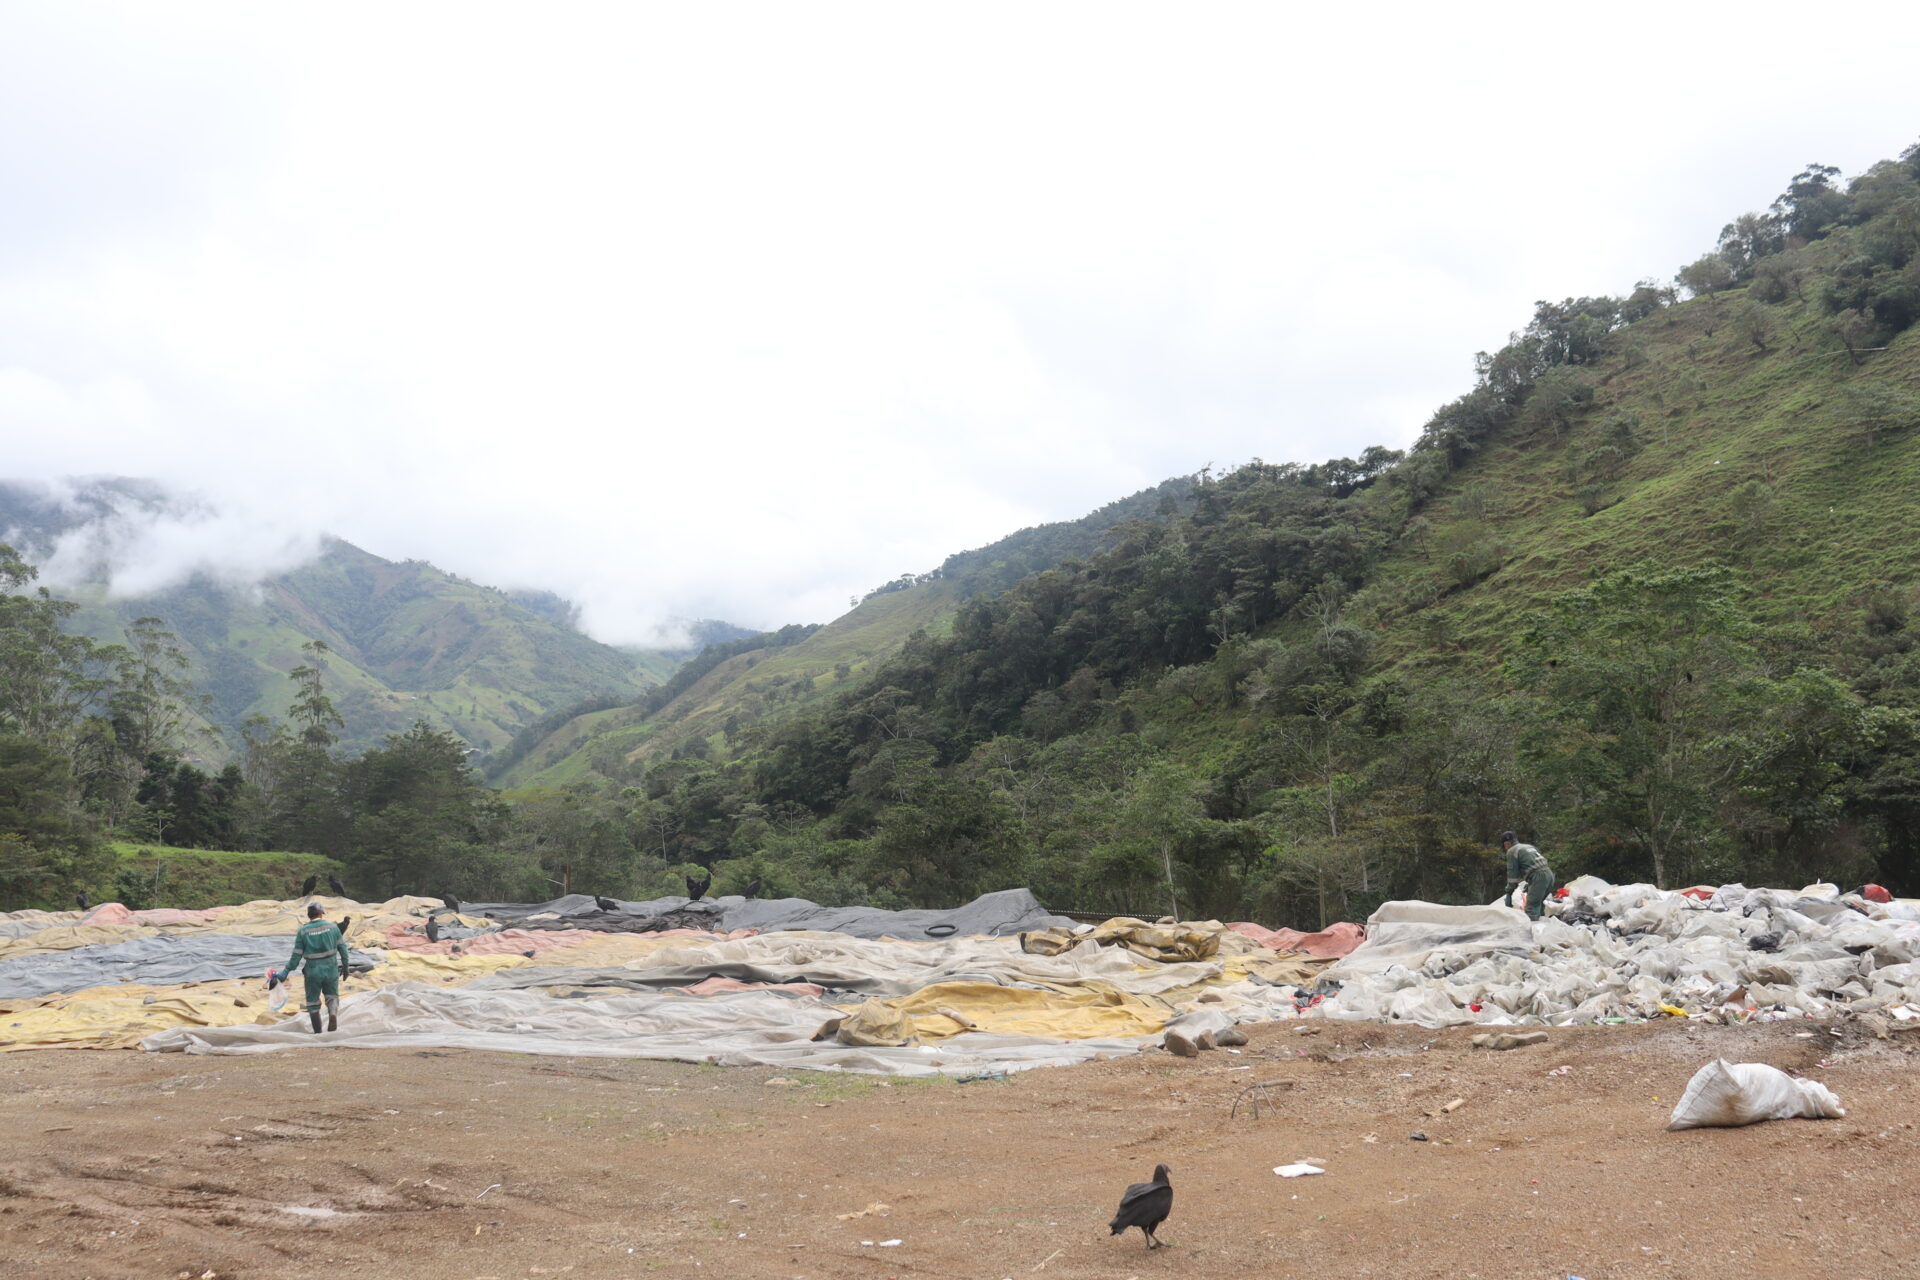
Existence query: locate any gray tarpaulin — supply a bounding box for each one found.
[0,935,373,1000]
[462,887,1070,940]
[142,982,1148,1076]
[465,931,1226,998]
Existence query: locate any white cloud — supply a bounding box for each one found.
[2,3,1916,639]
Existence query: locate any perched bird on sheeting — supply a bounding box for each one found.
[425,918,441,943]
[75,891,90,911]
[685,874,710,901]
[300,874,319,898]
[743,876,763,900]
[338,916,352,937]
[329,874,347,897]
[1108,1163,1173,1249]
[594,895,618,912]
[441,892,461,912]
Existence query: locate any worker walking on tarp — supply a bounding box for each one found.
[272,903,350,1033]
[1500,830,1554,921]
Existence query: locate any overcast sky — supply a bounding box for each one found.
[2,4,1916,641]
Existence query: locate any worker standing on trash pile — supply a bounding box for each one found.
[1500,830,1554,921]
[271,902,350,1034]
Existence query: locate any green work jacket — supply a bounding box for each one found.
[285,919,349,980]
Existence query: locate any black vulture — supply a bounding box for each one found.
[594,895,618,912]
[743,876,763,900]
[329,874,347,897]
[1108,1163,1173,1249]
[441,892,461,912]
[300,874,319,898]
[425,918,441,943]
[339,915,352,936]
[76,890,90,911]
[685,873,710,901]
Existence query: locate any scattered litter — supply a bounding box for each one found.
[957,1070,1009,1083]
[1471,1031,1549,1050]
[836,1202,891,1220]
[1409,1131,1428,1142]
[1274,1163,1326,1177]
[279,1206,353,1219]
[1547,1065,1573,1077]
[1667,1059,1846,1130]
[475,1183,501,1200]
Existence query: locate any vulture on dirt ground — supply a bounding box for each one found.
[1108,1163,1173,1249]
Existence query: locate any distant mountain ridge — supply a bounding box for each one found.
[0,479,700,762]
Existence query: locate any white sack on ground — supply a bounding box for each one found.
[1666,1059,1845,1130]
[139,982,1149,1076]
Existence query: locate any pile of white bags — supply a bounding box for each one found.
[1311,879,1920,1028]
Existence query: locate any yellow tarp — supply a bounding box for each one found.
[0,981,269,1051]
[0,951,531,1051]
[865,979,1177,1042]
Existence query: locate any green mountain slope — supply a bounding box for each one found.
[0,484,678,762]
[495,476,1198,787]
[541,145,1920,923]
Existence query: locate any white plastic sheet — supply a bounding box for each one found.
[142,982,1154,1076]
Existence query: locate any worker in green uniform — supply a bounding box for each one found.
[1500,830,1554,921]
[272,902,351,1033]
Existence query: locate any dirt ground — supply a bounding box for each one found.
[1,1019,1913,1280]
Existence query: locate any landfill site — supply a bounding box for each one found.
[3,880,1919,1279]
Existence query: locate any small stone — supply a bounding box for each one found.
[1215,1027,1248,1047]
[764,1077,798,1087]
[1164,1031,1200,1058]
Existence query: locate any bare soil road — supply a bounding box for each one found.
[1,1019,1912,1280]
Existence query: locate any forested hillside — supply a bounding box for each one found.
[494,474,1198,786]
[518,148,1920,926]
[5,147,1919,920]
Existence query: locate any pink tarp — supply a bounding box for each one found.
[380,925,602,956]
[1227,920,1366,959]
[379,923,760,956]
[80,904,233,927]
[683,976,827,998]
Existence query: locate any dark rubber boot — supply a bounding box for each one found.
[308,1010,323,1034]
[327,1013,337,1033]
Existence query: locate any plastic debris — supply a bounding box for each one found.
[1274,1163,1326,1177]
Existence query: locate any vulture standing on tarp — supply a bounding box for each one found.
[1108,1163,1173,1249]
[441,892,461,912]
[743,876,763,900]
[300,874,319,899]
[329,874,347,897]
[594,896,618,912]
[75,891,90,911]
[685,874,710,901]
[425,918,441,943]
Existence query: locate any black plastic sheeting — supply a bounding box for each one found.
[0,935,377,1001]
[461,887,1069,941]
